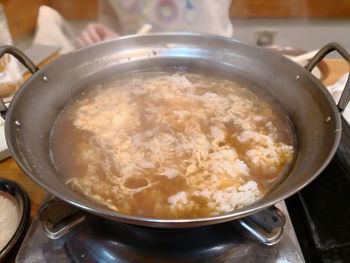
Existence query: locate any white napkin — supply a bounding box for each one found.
[0,118,8,161]
[327,73,350,123]
[33,6,75,53]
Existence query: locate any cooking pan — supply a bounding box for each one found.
[0,34,349,229]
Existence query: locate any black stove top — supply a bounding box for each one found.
[286,117,350,263]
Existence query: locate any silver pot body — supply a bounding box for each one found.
[1,34,349,228]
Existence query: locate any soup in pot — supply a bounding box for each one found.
[50,71,295,219]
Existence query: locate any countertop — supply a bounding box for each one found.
[0,58,348,220]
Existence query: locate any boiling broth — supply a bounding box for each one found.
[50,71,295,219]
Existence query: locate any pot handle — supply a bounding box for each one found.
[237,206,285,246]
[305,43,350,113]
[38,196,87,240]
[0,45,39,119]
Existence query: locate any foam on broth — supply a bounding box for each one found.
[50,71,295,219]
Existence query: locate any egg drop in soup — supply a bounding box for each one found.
[50,71,295,219]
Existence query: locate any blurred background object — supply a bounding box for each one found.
[0,0,97,39]
[0,3,21,100]
[0,0,349,51]
[230,0,350,18]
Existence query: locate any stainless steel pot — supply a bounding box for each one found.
[0,34,349,228]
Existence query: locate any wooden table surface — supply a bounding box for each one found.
[0,58,348,218]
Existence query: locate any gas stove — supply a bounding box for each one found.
[16,199,303,262]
